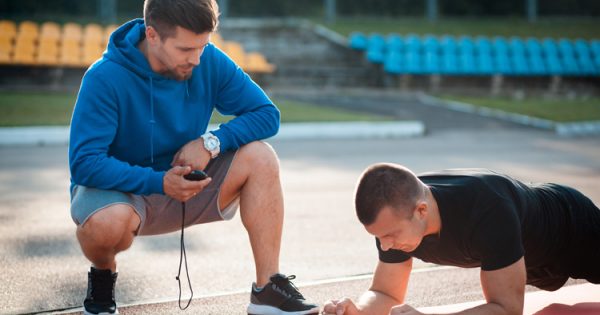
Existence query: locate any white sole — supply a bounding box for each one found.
[247,303,320,315]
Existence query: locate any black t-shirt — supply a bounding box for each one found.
[377,169,581,281]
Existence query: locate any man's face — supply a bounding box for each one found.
[148,26,210,81]
[365,205,426,253]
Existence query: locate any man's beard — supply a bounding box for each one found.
[162,64,196,81]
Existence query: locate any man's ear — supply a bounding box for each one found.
[146,26,160,45]
[415,201,428,219]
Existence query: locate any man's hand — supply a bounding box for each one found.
[163,165,211,202]
[390,304,422,315]
[323,298,360,315]
[171,138,211,170]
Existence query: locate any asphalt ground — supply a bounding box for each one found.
[1,93,599,314]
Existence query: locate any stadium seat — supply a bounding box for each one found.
[222,41,247,68]
[62,22,82,41]
[366,33,386,64]
[245,52,276,74]
[509,37,526,57]
[492,37,509,57]
[211,32,224,49]
[0,20,17,40]
[0,36,12,63]
[383,50,402,74]
[403,34,421,54]
[558,38,575,58]
[84,23,104,43]
[477,53,495,74]
[40,22,61,41]
[591,40,600,58]
[475,36,492,56]
[458,36,475,55]
[386,34,403,53]
[440,35,457,55]
[349,32,368,51]
[441,53,459,75]
[36,37,59,65]
[422,35,439,54]
[512,54,529,75]
[423,51,440,74]
[17,21,39,40]
[59,37,81,66]
[525,37,543,57]
[494,50,512,75]
[104,24,118,44]
[403,51,422,74]
[545,54,563,74]
[459,51,476,75]
[542,38,559,57]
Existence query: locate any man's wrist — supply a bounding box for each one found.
[201,132,220,159]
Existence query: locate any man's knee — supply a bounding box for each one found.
[238,141,280,173]
[77,204,140,247]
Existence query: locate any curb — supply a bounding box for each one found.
[417,93,600,137]
[0,121,425,146]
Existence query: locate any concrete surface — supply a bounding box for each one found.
[1,94,600,315]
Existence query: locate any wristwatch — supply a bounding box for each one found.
[201,132,220,159]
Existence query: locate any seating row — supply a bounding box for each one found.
[349,32,600,76]
[0,20,275,74]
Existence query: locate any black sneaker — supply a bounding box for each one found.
[247,273,320,315]
[83,267,119,315]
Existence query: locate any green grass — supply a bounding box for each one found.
[0,91,388,127]
[325,17,600,39]
[441,95,600,122]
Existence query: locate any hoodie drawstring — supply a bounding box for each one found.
[149,77,156,164]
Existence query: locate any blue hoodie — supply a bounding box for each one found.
[69,19,280,195]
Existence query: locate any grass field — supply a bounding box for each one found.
[326,17,600,39]
[441,95,600,122]
[0,91,389,127]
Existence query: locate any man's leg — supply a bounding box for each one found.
[218,141,283,287]
[76,204,141,272]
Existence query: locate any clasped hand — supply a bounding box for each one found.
[163,138,212,202]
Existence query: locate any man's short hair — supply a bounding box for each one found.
[143,0,219,39]
[355,163,424,225]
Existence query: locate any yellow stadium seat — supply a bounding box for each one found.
[211,33,224,49]
[245,52,276,74]
[62,22,82,41]
[223,41,246,68]
[36,37,59,65]
[18,21,39,40]
[12,36,36,65]
[40,22,61,39]
[59,37,81,66]
[84,23,104,42]
[0,20,17,40]
[82,39,104,66]
[0,37,12,64]
[104,24,118,45]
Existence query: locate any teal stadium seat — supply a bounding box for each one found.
[349,32,368,51]
[366,33,386,64]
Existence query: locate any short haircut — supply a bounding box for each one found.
[355,163,424,225]
[143,0,219,39]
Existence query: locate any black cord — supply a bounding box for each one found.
[176,201,193,310]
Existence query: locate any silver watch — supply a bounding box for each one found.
[201,132,220,159]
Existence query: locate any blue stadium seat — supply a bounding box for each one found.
[441,53,459,75]
[458,36,475,55]
[509,37,526,57]
[440,35,457,55]
[366,33,386,64]
[558,38,575,58]
[475,36,492,56]
[542,38,559,57]
[387,34,403,53]
[574,39,591,59]
[561,54,580,75]
[383,50,403,74]
[545,54,563,74]
[525,38,543,57]
[423,51,440,74]
[459,51,476,75]
[422,35,439,54]
[591,40,600,58]
[495,50,512,75]
[349,32,368,51]
[577,55,598,76]
[477,53,495,74]
[404,34,421,54]
[512,54,529,75]
[528,55,546,75]
[403,51,422,74]
[493,37,509,57]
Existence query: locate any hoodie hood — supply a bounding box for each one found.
[105,18,164,80]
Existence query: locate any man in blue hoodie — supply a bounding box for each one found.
[68,0,319,314]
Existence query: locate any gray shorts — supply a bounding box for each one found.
[70,150,239,236]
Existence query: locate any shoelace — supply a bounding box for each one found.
[176,201,193,310]
[273,275,304,300]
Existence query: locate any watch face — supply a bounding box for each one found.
[206,138,218,150]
